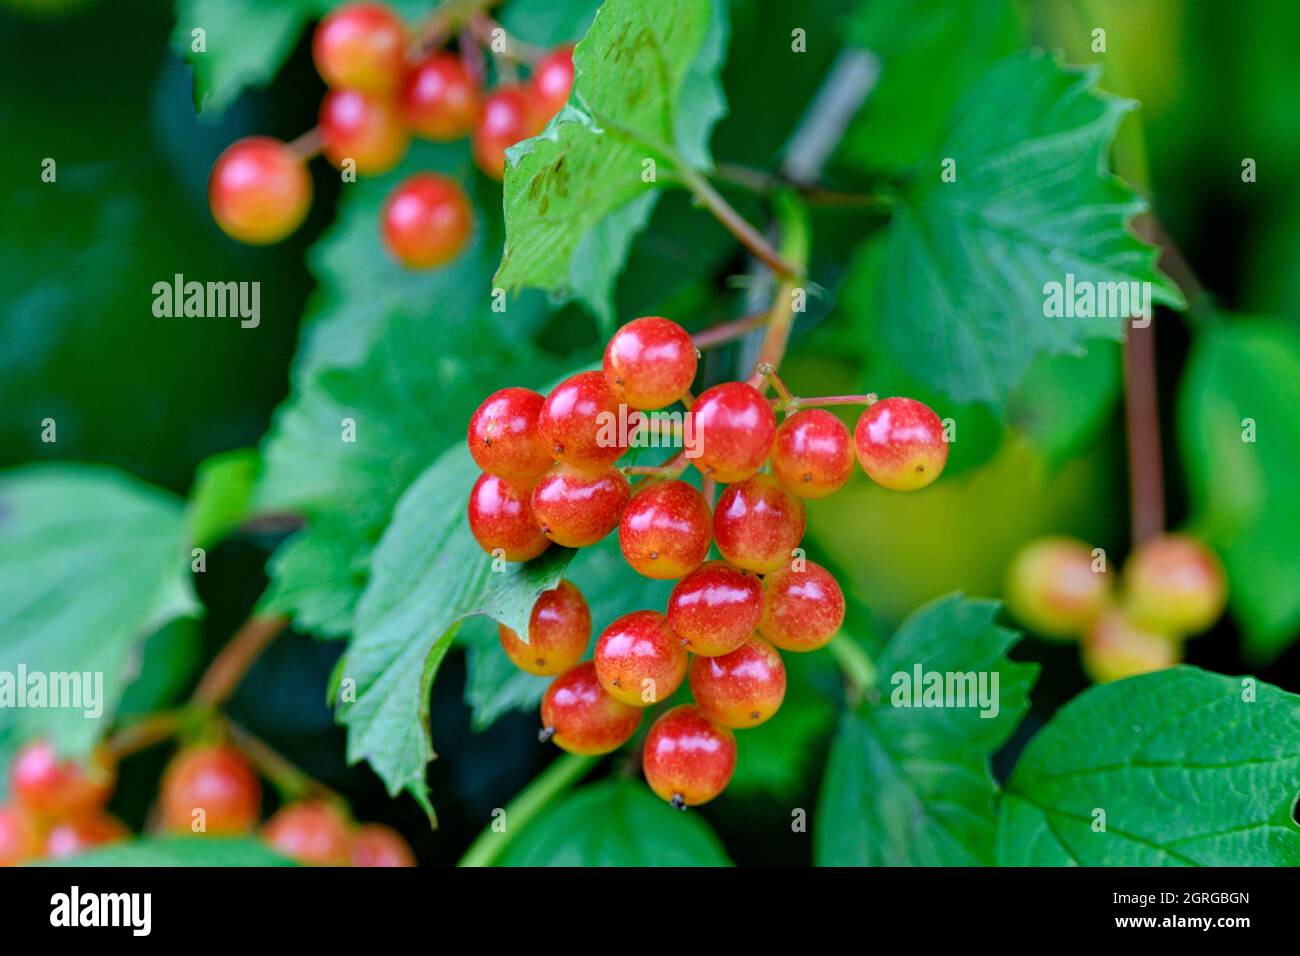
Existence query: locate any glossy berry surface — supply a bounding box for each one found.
[771,409,854,498]
[760,562,845,652]
[498,579,591,676]
[467,472,550,562]
[208,137,312,245]
[538,370,625,471]
[602,316,697,410]
[691,382,777,483]
[262,801,352,866]
[540,661,643,755]
[400,52,481,140]
[381,172,472,269]
[1122,534,1227,637]
[349,823,416,867]
[529,45,575,121]
[0,805,37,867]
[43,813,128,860]
[159,744,261,835]
[10,741,114,820]
[667,561,764,657]
[853,397,948,491]
[594,610,688,706]
[712,474,806,574]
[320,89,410,174]
[689,635,786,729]
[473,85,539,180]
[312,2,406,93]
[1081,609,1180,684]
[642,705,736,808]
[618,479,712,579]
[467,387,552,481]
[1005,537,1110,640]
[530,464,629,548]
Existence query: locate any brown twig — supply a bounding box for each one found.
[1123,317,1165,545]
[225,719,344,805]
[692,310,768,349]
[191,614,289,708]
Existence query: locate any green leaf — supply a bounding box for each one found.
[997,666,1300,866]
[498,779,731,865]
[0,464,200,756]
[495,0,728,325]
[336,445,577,818]
[1177,318,1300,662]
[185,447,259,549]
[42,836,294,867]
[814,595,1036,866]
[875,50,1183,407]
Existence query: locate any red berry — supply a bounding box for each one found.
[853,397,948,491]
[10,741,114,820]
[540,661,643,755]
[529,45,575,121]
[1005,537,1110,640]
[498,579,591,676]
[688,635,786,728]
[712,474,805,574]
[43,813,128,860]
[618,479,712,580]
[467,387,553,481]
[349,823,416,867]
[667,560,764,657]
[159,744,261,835]
[472,85,540,180]
[1122,534,1227,637]
[0,805,38,867]
[313,2,406,93]
[400,52,480,140]
[1081,609,1181,684]
[603,316,697,411]
[468,472,550,562]
[538,370,626,472]
[381,172,472,269]
[642,705,736,808]
[771,409,854,498]
[531,464,629,548]
[208,136,312,245]
[691,382,776,483]
[594,610,688,706]
[760,561,845,652]
[320,89,410,174]
[262,801,352,866]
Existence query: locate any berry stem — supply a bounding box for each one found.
[1123,314,1165,545]
[190,613,289,709]
[828,635,876,706]
[675,164,801,280]
[622,448,688,479]
[754,190,812,372]
[287,127,323,162]
[410,0,500,55]
[777,392,878,411]
[709,161,893,210]
[102,710,189,761]
[467,12,546,65]
[692,310,768,349]
[224,719,342,805]
[458,752,597,867]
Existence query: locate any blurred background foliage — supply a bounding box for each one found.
[1,0,1297,864]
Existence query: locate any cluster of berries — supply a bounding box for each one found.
[1005,532,1227,682]
[0,740,414,867]
[466,316,949,807]
[207,1,574,269]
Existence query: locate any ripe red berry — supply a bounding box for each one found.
[1005,537,1110,640]
[531,464,629,548]
[381,172,472,269]
[603,316,697,411]
[498,579,591,676]
[771,409,854,498]
[1122,534,1227,637]
[262,801,352,866]
[43,813,129,860]
[208,136,312,245]
[667,560,764,657]
[349,823,416,867]
[1081,609,1181,684]
[540,661,643,755]
[618,479,712,579]
[853,397,948,491]
[712,474,806,574]
[538,370,626,472]
[10,741,114,820]
[594,610,689,706]
[691,382,777,483]
[313,2,406,94]
[689,635,786,729]
[320,89,410,174]
[760,561,845,652]
[529,45,575,121]
[642,705,736,808]
[0,805,38,867]
[159,744,261,835]
[467,387,553,481]
[468,472,550,562]
[472,85,540,180]
[400,52,480,140]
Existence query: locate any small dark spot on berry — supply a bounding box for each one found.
[649,551,658,560]
[670,793,687,811]
[802,473,811,482]
[536,658,545,667]
[538,726,556,743]
[915,465,925,473]
[612,678,621,687]
[750,710,760,719]
[554,443,564,454]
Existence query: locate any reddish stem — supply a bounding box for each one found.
[191,615,289,708]
[692,311,768,349]
[1123,318,1165,545]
